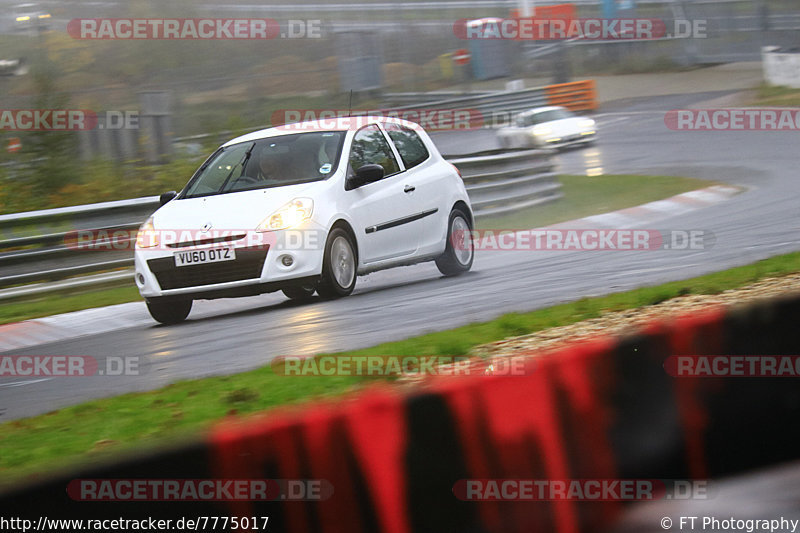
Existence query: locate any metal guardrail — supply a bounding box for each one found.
[2,79,585,299]
[192,0,791,11]
[0,197,160,286]
[451,149,560,218]
[384,79,598,119]
[0,150,560,300]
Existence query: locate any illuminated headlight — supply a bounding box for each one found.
[579,118,596,129]
[136,217,159,248]
[16,15,30,21]
[532,125,552,137]
[256,198,314,232]
[38,13,51,19]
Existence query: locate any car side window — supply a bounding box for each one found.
[384,123,430,169]
[348,125,400,178]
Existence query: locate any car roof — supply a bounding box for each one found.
[222,115,418,147]
[518,106,568,117]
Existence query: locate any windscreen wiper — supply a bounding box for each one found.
[179,146,225,199]
[219,142,256,193]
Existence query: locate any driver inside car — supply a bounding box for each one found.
[256,148,283,182]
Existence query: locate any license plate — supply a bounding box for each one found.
[174,247,236,267]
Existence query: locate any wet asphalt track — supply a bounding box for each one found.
[2,91,799,420]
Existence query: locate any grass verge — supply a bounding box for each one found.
[477,174,713,230]
[749,84,800,107]
[3,250,800,485]
[0,286,141,325]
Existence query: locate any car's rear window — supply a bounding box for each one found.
[527,109,574,125]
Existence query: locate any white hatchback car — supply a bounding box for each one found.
[135,117,474,324]
[497,106,596,149]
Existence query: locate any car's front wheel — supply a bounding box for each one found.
[316,227,357,298]
[282,285,316,301]
[146,298,192,325]
[436,208,474,276]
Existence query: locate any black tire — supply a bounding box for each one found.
[146,298,192,325]
[436,208,474,277]
[282,285,316,301]
[316,227,357,298]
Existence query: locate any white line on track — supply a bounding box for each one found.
[0,378,53,388]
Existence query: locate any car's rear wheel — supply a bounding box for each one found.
[317,228,357,298]
[146,298,192,325]
[282,285,316,301]
[436,208,474,276]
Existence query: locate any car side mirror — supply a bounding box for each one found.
[346,164,384,190]
[159,191,177,206]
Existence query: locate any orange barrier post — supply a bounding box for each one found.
[545,80,598,112]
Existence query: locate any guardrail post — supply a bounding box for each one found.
[139,91,173,164]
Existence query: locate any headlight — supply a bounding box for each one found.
[579,118,596,129]
[532,125,552,137]
[256,198,314,232]
[16,15,30,21]
[136,217,159,248]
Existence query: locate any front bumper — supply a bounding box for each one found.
[135,222,327,299]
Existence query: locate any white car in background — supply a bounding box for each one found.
[497,106,596,149]
[135,116,474,324]
[12,3,50,31]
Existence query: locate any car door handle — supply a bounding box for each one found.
[404,185,415,193]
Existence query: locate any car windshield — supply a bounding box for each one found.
[182,131,346,199]
[526,109,574,125]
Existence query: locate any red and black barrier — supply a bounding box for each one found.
[3,296,799,531]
